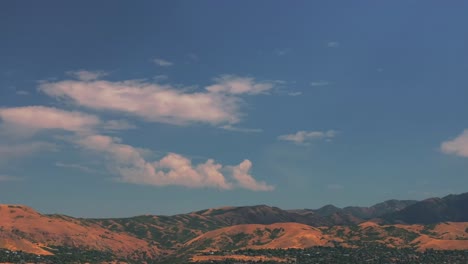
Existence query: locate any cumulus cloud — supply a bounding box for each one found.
[66,70,108,81]
[39,75,274,125]
[153,58,173,67]
[0,104,271,190]
[1,70,279,190]
[278,130,337,145]
[441,129,468,157]
[229,160,274,191]
[206,75,274,95]
[0,106,100,134]
[75,134,273,191]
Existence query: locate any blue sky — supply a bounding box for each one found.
[1,1,468,217]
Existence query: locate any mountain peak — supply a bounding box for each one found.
[313,204,341,217]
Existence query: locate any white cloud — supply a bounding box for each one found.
[39,75,274,125]
[310,80,329,87]
[229,159,274,191]
[221,125,263,133]
[441,129,468,157]
[76,134,273,191]
[278,130,337,145]
[327,41,340,48]
[1,70,279,190]
[103,120,136,131]
[0,104,271,190]
[40,80,239,125]
[0,106,100,134]
[66,70,108,81]
[0,106,136,138]
[153,58,173,67]
[206,75,274,95]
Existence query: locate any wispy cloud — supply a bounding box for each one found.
[0,106,100,134]
[278,130,337,145]
[310,80,329,87]
[274,48,291,56]
[206,75,274,95]
[153,58,173,67]
[40,80,238,125]
[39,74,275,126]
[16,90,30,96]
[188,53,199,61]
[287,91,302,96]
[153,75,168,81]
[66,70,108,81]
[103,120,136,131]
[221,125,263,133]
[441,129,468,157]
[327,41,340,48]
[0,142,57,160]
[55,162,102,175]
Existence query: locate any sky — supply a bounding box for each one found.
[1,1,468,218]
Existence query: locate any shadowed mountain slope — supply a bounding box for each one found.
[383,192,468,224]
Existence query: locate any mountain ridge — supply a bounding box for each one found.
[1,192,467,262]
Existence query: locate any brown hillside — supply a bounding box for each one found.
[0,204,159,257]
[185,222,336,251]
[1,202,468,262]
[185,221,468,253]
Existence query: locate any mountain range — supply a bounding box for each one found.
[0,192,467,263]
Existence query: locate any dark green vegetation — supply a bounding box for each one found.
[193,247,468,264]
[3,246,468,264]
[0,246,117,263]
